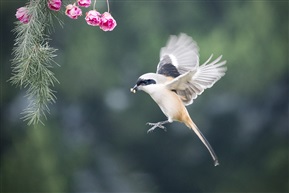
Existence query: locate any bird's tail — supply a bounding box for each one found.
[185,117,219,166]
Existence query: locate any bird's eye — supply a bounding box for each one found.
[136,79,156,86]
[140,80,148,85]
[144,79,156,85]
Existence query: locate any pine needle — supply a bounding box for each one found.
[10,0,60,125]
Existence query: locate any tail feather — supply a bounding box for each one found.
[186,118,219,166]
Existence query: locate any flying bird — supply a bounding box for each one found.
[130,33,227,166]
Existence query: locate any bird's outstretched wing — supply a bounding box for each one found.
[157,33,199,77]
[157,33,227,105]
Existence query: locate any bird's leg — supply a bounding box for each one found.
[146,120,170,133]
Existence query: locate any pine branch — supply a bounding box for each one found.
[10,0,60,125]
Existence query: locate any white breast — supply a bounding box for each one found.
[148,85,181,122]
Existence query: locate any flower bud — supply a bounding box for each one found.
[65,4,82,19]
[100,12,117,31]
[77,0,91,8]
[48,0,62,11]
[15,7,30,24]
[85,10,102,26]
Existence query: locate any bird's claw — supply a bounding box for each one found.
[146,122,167,133]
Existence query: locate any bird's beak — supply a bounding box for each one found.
[130,85,138,93]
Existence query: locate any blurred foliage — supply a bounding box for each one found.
[1,0,288,192]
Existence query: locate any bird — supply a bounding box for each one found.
[130,33,227,166]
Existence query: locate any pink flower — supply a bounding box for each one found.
[65,4,82,19]
[99,12,117,31]
[48,0,62,11]
[85,10,102,26]
[77,0,91,8]
[15,7,30,24]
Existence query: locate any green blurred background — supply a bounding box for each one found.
[1,0,288,192]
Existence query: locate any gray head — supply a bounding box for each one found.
[130,73,167,93]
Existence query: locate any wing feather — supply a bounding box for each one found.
[156,33,227,106]
[181,56,226,105]
[157,33,199,76]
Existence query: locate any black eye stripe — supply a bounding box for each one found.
[146,79,156,85]
[136,79,156,86]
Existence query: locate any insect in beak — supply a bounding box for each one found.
[130,85,138,93]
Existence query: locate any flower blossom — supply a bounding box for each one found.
[77,0,91,8]
[85,10,102,26]
[65,4,82,19]
[99,12,117,31]
[48,0,62,11]
[15,7,31,24]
